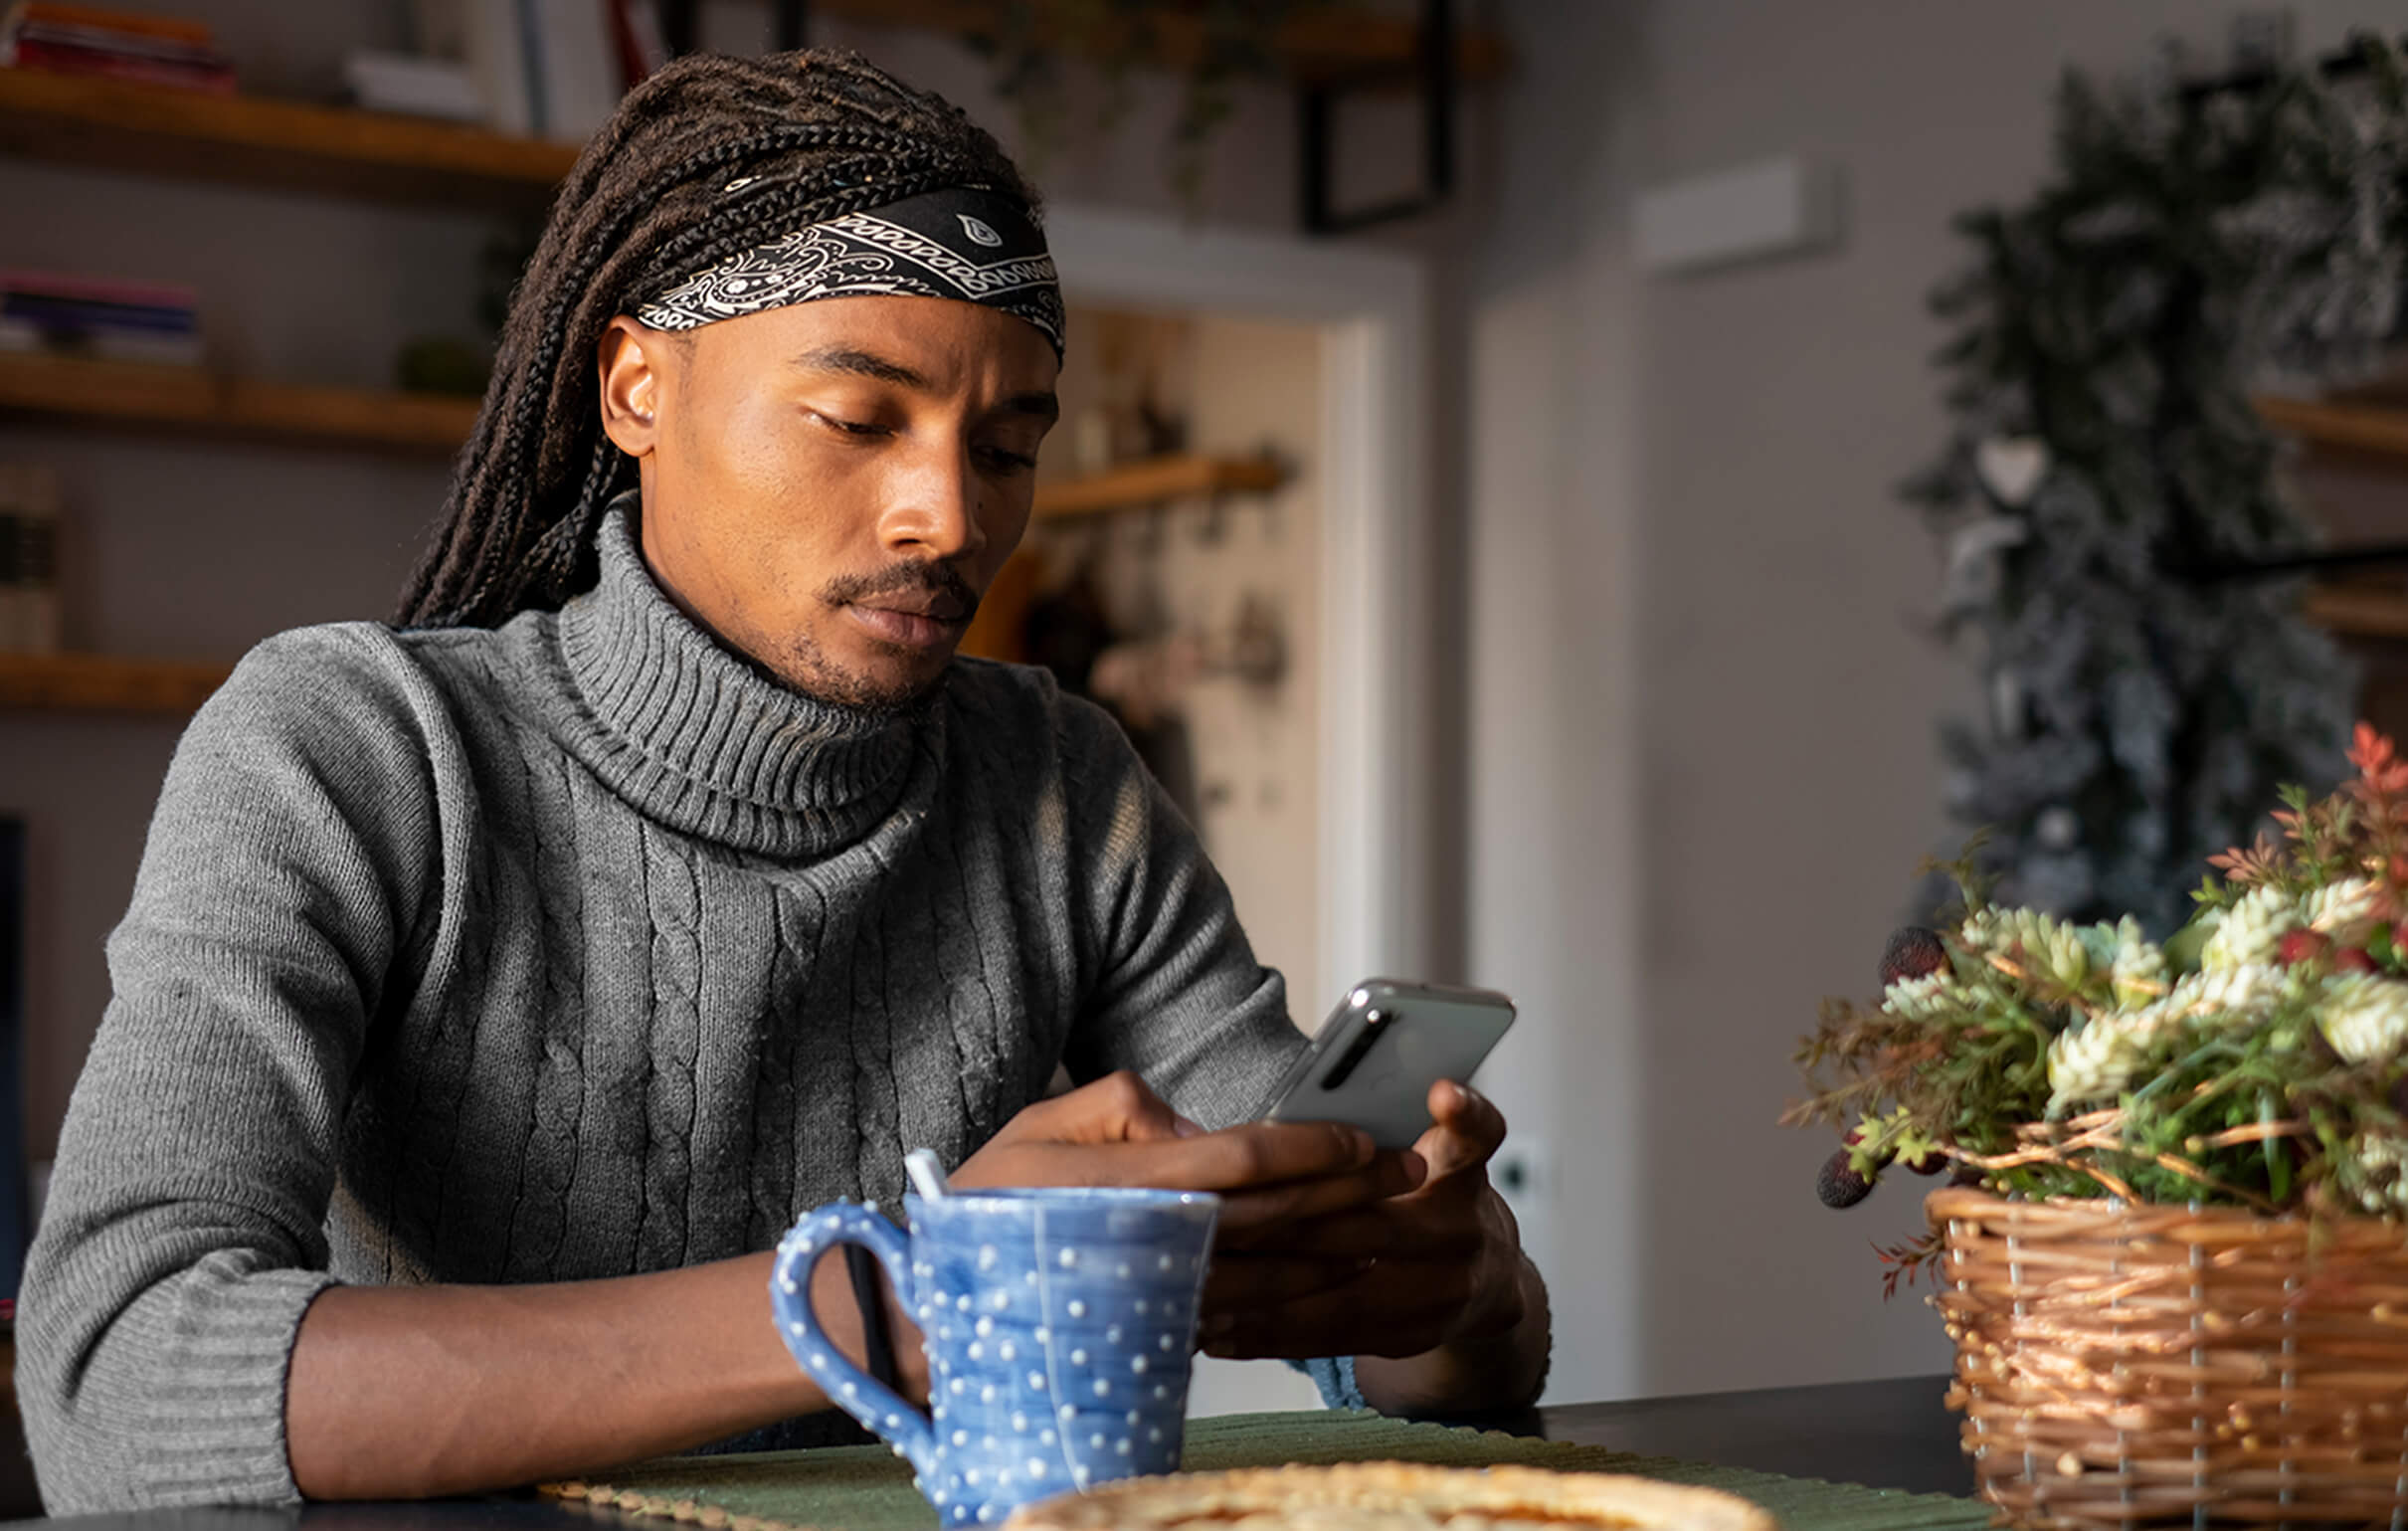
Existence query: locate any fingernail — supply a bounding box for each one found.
[1351,1128,1377,1163]
[1173,1114,1204,1139]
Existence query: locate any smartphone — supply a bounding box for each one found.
[1256,978,1517,1150]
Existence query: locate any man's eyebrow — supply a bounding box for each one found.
[789,348,1059,423]
[790,346,928,389]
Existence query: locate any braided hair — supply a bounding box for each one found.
[397,49,1042,629]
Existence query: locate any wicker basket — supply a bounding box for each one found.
[1930,1186,2408,1529]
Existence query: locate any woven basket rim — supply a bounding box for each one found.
[1926,1183,2408,1229]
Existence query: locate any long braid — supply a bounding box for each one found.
[398,50,1042,629]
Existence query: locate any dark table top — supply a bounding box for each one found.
[9,1372,1969,1527]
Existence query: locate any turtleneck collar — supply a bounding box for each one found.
[546,498,932,858]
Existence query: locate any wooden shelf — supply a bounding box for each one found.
[0,8,1500,214]
[0,351,477,454]
[0,68,575,212]
[2305,586,2408,643]
[2256,395,2408,459]
[1032,454,1285,520]
[0,653,232,714]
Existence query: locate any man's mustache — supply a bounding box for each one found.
[823,561,981,624]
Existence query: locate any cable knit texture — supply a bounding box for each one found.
[21,506,1321,1512]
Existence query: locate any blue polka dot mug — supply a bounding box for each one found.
[770,1187,1221,1527]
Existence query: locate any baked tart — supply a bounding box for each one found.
[1002,1461,1777,1530]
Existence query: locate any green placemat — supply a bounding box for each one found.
[542,1410,1988,1531]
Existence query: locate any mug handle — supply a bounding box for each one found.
[770,1203,935,1477]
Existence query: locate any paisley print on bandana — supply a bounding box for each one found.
[635,185,1065,356]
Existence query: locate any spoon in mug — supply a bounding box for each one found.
[904,1148,950,1202]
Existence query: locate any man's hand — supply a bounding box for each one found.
[944,1071,1549,1415]
[1197,1080,1551,1416]
[1199,1080,1524,1360]
[950,1071,1425,1248]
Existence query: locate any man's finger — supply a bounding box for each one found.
[1059,1070,1203,1144]
[1213,1151,1424,1241]
[1198,1264,1464,1361]
[991,1119,1378,1195]
[1412,1081,1508,1180]
[1202,1252,1369,1312]
[1241,1199,1481,1261]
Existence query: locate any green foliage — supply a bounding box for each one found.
[1788,726,2408,1231]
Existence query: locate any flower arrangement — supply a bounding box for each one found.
[1788,724,2408,1290]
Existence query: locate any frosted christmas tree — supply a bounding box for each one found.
[1913,35,2408,932]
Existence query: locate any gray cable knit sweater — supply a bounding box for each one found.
[19,507,1317,1513]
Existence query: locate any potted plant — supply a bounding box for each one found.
[1790,723,2408,1529]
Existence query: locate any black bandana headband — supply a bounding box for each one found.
[635,184,1065,357]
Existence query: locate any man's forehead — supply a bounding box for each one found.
[686,295,1059,388]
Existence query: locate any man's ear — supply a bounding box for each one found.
[598,315,672,458]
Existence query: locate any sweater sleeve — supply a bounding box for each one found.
[18,625,448,1513]
[1048,693,1307,1131]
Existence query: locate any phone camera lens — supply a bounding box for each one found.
[1318,1009,1388,1091]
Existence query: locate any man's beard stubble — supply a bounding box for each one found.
[776,557,983,717]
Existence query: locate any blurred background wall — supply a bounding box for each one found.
[1462,0,2408,1408]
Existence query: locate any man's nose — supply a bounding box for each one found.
[877,440,987,561]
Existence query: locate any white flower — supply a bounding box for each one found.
[2182,962,2289,1017]
[2048,1013,2160,1105]
[2200,884,2299,970]
[2319,972,2408,1064]
[2353,1136,2408,1217]
[1881,970,1951,1020]
[2104,916,2168,1008]
[2307,876,2381,933]
[2046,962,2285,1108]
[1957,906,2100,989]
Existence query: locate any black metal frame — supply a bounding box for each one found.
[2194,545,2408,583]
[1301,0,1455,235]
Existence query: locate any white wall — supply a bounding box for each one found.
[1464,0,2408,1406]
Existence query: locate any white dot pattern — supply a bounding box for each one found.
[775,1193,1214,1528]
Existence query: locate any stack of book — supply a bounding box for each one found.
[0,466,60,657]
[0,2,235,94]
[0,271,201,366]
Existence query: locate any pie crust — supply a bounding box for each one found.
[1001,1460,1778,1531]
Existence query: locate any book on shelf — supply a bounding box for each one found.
[341,48,484,122]
[0,1,235,93]
[0,465,60,657]
[0,271,201,367]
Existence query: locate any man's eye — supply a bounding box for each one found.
[979,446,1038,473]
[814,412,888,438]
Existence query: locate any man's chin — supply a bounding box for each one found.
[774,648,953,717]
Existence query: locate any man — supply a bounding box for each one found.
[19,49,1549,1512]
